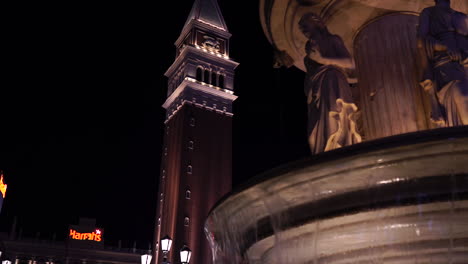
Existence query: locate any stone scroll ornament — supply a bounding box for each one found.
[299,13,362,154]
[417,0,468,127]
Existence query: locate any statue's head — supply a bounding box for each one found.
[299,13,327,38]
[435,0,451,6]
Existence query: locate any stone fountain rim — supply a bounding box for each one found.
[207,126,468,218]
[205,126,468,261]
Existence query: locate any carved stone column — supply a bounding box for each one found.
[353,13,431,140]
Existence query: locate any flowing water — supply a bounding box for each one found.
[205,129,468,263]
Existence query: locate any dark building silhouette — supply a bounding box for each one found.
[0,217,150,264]
[153,0,238,263]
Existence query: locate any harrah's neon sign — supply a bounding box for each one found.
[69,228,102,242]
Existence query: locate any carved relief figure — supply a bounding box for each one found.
[417,0,468,126]
[299,13,362,154]
[202,35,220,51]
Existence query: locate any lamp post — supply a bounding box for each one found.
[160,235,172,264]
[141,254,152,264]
[179,246,191,264]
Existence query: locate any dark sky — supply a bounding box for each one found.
[0,1,309,249]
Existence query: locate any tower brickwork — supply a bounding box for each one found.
[153,1,238,263]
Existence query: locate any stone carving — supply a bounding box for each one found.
[299,13,362,154]
[202,35,220,51]
[417,0,468,127]
[273,49,294,68]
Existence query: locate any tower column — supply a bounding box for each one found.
[353,13,431,140]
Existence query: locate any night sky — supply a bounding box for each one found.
[0,1,309,248]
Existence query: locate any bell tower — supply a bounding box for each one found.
[153,0,238,264]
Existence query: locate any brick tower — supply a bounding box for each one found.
[153,0,238,263]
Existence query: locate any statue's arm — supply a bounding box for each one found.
[418,9,454,53]
[315,54,355,70]
[453,11,468,36]
[308,35,355,70]
[454,12,468,62]
[416,10,434,84]
[417,9,430,50]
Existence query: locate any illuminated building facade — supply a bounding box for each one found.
[153,0,238,263]
[0,218,150,264]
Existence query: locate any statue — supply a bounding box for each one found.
[417,0,468,127]
[299,13,362,154]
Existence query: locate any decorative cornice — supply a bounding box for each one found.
[162,79,237,122]
[164,100,234,124]
[163,79,237,109]
[164,45,239,78]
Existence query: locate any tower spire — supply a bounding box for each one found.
[183,0,228,31]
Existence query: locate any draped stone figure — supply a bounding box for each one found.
[417,0,468,127]
[299,13,362,154]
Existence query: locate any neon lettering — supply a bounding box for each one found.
[68,229,103,242]
[0,175,7,198]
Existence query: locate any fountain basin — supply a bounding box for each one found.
[205,126,468,263]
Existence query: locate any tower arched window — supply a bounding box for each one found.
[187,165,193,174]
[188,140,194,150]
[185,190,191,199]
[211,72,217,86]
[218,75,225,89]
[184,217,190,226]
[204,69,210,84]
[196,67,202,82]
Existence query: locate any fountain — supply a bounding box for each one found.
[204,0,468,263]
[205,127,468,263]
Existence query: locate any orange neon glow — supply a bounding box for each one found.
[69,228,102,242]
[0,175,7,198]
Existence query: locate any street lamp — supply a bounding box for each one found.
[161,235,172,254]
[160,235,172,264]
[141,254,152,264]
[179,246,191,264]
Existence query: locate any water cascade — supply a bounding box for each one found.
[205,127,468,263]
